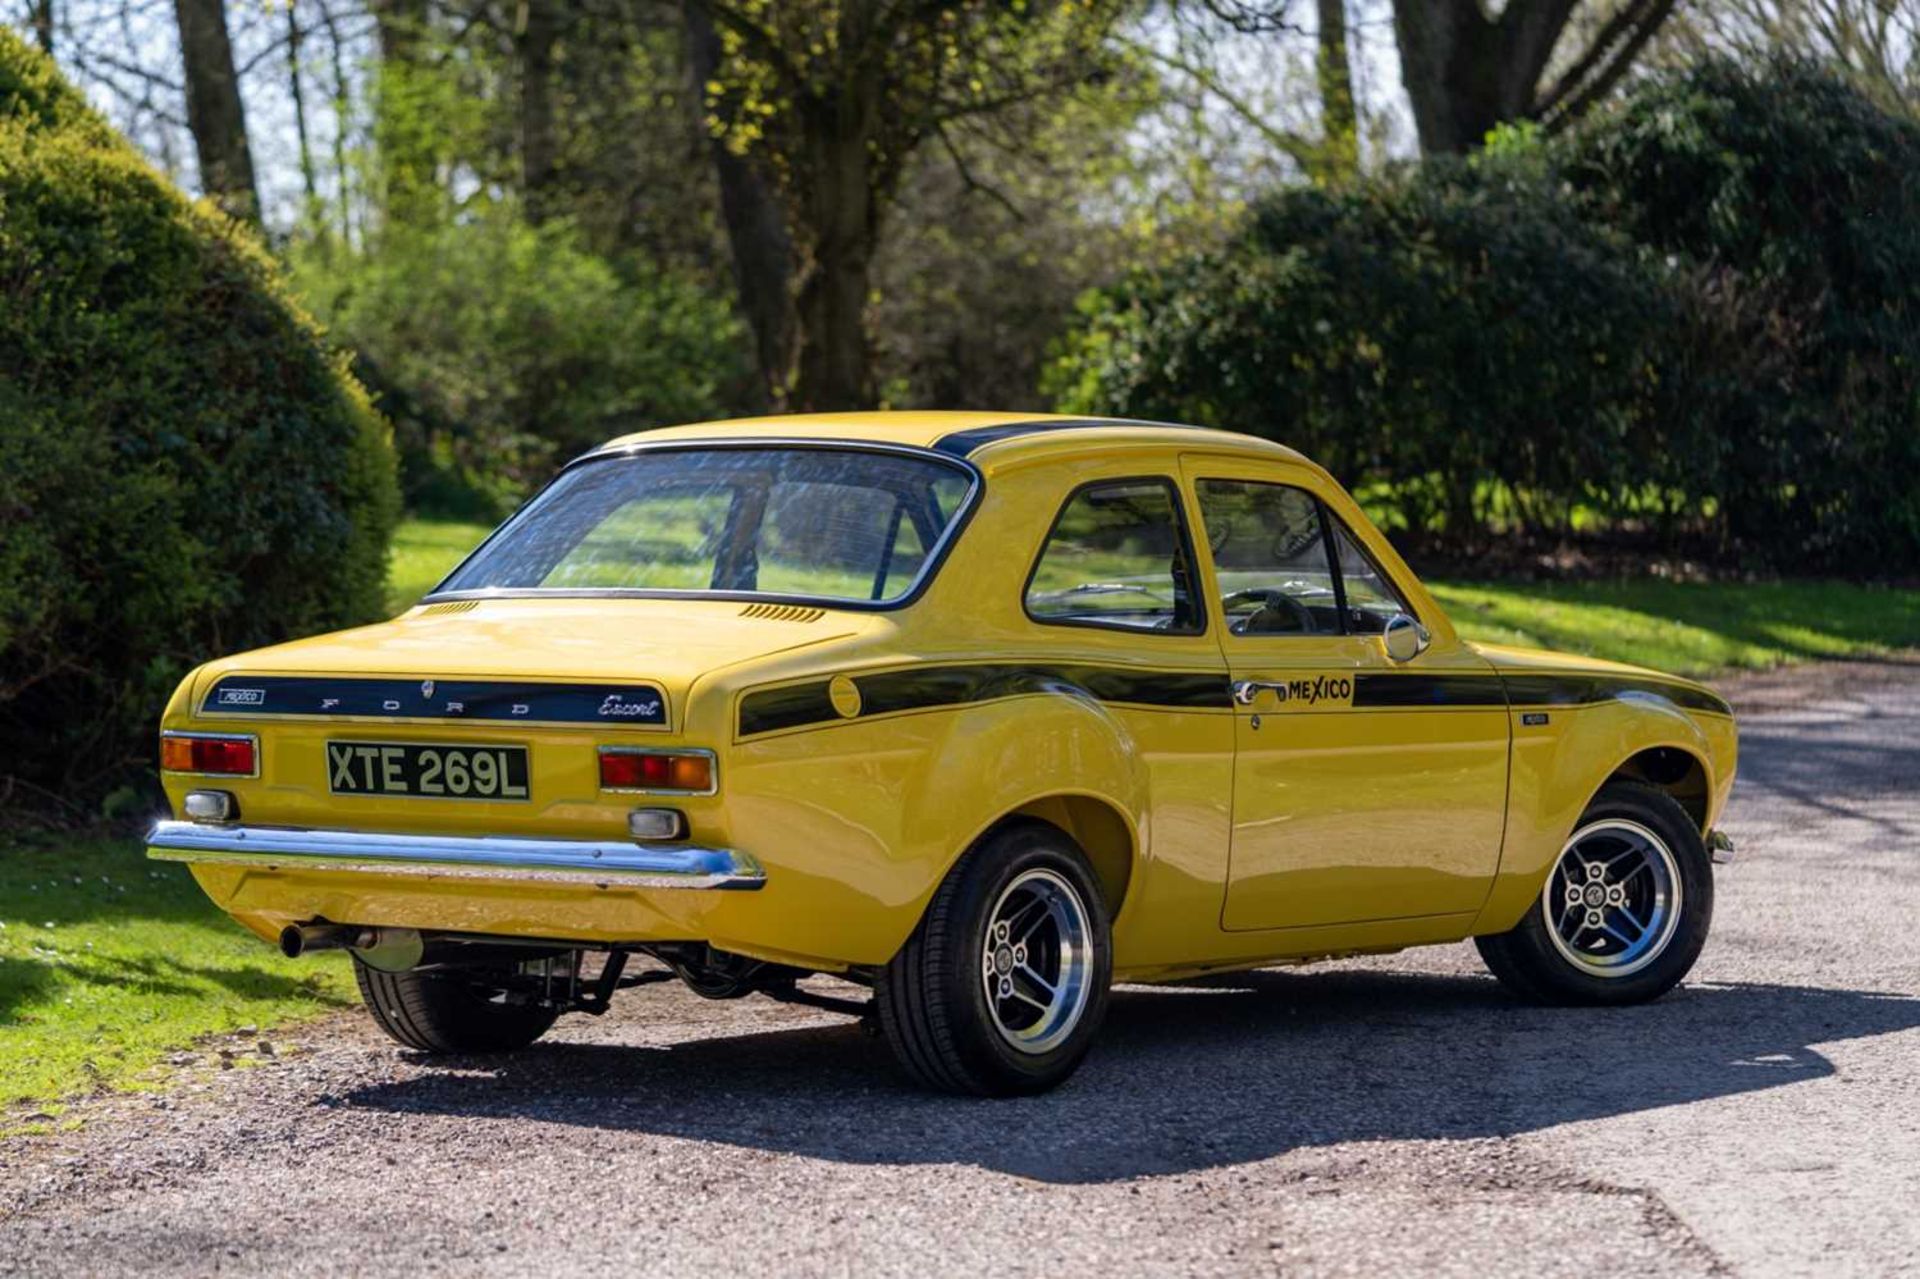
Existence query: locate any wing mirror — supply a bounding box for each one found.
[1382,613,1431,663]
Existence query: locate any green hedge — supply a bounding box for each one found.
[1049,59,1920,573]
[0,31,399,809]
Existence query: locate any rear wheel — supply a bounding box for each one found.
[354,959,559,1053]
[1476,781,1713,1005]
[876,821,1112,1096]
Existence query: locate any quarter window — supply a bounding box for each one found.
[1025,479,1202,633]
[1327,515,1415,634]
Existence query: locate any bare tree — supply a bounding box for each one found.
[1662,0,1920,114]
[1391,0,1678,153]
[173,0,262,224]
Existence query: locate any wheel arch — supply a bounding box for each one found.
[986,793,1138,920]
[1600,744,1713,833]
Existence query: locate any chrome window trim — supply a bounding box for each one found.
[420,438,985,614]
[145,820,766,890]
[159,730,261,780]
[597,745,719,796]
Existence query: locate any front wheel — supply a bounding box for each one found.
[876,821,1112,1096]
[1476,781,1713,1005]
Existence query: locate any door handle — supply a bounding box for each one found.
[1232,680,1289,706]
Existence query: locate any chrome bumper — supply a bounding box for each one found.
[146,820,766,890]
[1708,828,1735,865]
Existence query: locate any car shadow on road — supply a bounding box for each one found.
[341,969,1920,1184]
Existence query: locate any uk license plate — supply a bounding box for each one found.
[326,741,530,800]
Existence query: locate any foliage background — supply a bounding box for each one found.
[0,29,398,805]
[1049,58,1920,573]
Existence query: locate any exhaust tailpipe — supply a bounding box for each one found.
[278,923,372,958]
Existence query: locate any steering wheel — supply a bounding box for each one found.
[1221,588,1316,635]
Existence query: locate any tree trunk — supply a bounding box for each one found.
[682,1,797,409]
[1313,0,1358,183]
[28,0,53,54]
[517,0,561,223]
[791,124,878,412]
[369,0,434,226]
[286,2,322,227]
[1391,0,1575,154]
[174,0,261,226]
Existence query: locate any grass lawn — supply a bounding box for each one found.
[387,518,1918,677]
[0,834,354,1126]
[386,517,495,614]
[1429,579,1920,677]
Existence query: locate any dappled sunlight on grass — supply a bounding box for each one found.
[1433,579,1920,676]
[0,835,354,1113]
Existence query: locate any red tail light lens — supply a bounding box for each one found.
[161,734,257,776]
[598,750,713,793]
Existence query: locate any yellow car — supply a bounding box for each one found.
[151,412,1737,1095]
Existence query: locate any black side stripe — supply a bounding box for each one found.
[1500,674,1732,716]
[1355,672,1730,716]
[1350,674,1505,708]
[930,417,1213,457]
[738,664,1231,736]
[738,667,1729,736]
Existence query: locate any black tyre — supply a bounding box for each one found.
[1476,781,1714,1005]
[353,959,558,1053]
[876,821,1113,1096]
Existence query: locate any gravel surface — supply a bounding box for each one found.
[3,661,1917,1278]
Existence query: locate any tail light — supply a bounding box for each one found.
[598,748,714,794]
[160,733,258,776]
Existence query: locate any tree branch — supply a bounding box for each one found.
[1536,0,1677,127]
[933,119,1025,221]
[1533,0,1669,119]
[1124,36,1321,171]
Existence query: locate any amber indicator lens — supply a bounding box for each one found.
[161,735,256,775]
[598,750,712,792]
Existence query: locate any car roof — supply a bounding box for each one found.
[591,411,1307,467]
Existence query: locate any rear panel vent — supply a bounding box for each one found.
[738,603,826,624]
[420,600,481,616]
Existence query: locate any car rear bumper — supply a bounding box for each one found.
[146,820,766,890]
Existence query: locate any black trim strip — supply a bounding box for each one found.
[739,666,1729,736]
[201,675,669,726]
[931,417,1215,457]
[1352,674,1507,708]
[1356,672,1729,715]
[1501,674,1732,716]
[739,664,1232,736]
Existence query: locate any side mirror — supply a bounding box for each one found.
[1382,613,1430,663]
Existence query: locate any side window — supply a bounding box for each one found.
[1194,480,1343,636]
[1327,514,1415,634]
[1025,479,1202,634]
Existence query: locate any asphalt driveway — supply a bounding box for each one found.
[2,662,1917,1277]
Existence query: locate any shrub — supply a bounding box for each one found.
[1046,150,1688,544]
[291,210,744,515]
[1049,59,1920,574]
[1565,57,1920,571]
[0,30,399,808]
